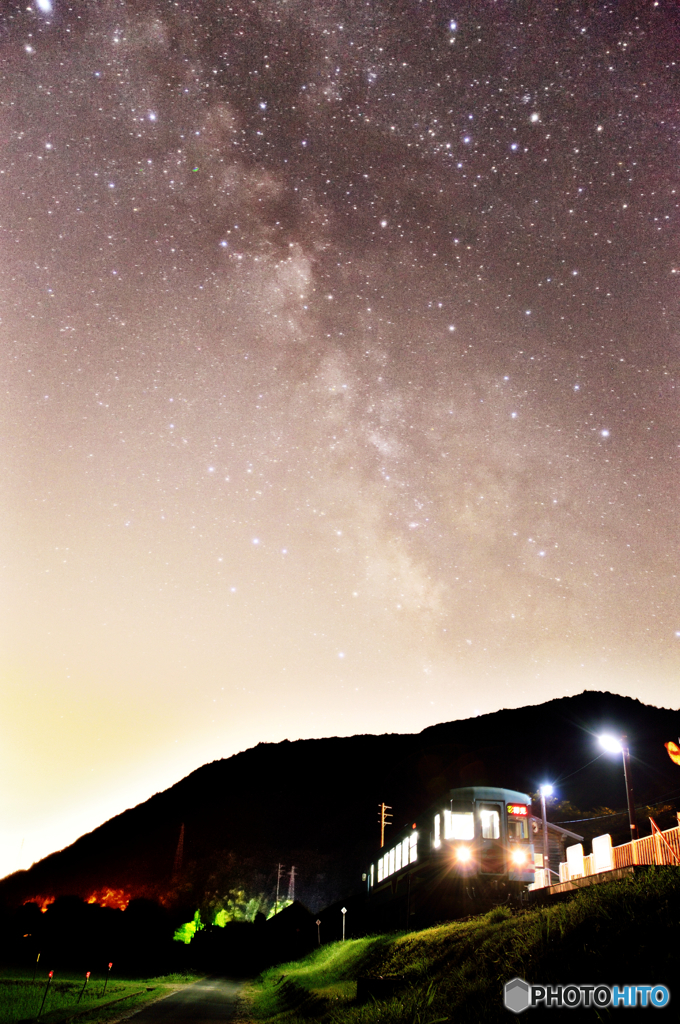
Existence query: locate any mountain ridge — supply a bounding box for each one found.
[3,689,679,913]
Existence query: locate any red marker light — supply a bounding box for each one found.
[507,804,528,816]
[86,972,90,979]
[48,971,54,978]
[108,963,113,970]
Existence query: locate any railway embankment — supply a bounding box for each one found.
[247,866,680,1022]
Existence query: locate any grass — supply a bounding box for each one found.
[247,867,680,1023]
[0,968,203,1023]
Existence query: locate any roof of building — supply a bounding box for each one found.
[530,815,583,842]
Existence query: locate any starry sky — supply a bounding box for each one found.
[2,0,679,880]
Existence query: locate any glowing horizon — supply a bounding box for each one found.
[3,1,679,881]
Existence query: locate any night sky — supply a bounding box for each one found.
[2,0,679,879]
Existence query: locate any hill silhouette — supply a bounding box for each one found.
[2,690,679,915]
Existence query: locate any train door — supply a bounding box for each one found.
[477,801,506,875]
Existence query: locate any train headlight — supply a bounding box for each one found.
[455,845,471,863]
[511,848,528,866]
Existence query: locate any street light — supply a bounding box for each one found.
[539,784,553,883]
[598,733,638,843]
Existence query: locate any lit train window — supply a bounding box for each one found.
[389,846,395,875]
[370,863,374,888]
[409,831,418,863]
[396,841,402,871]
[377,859,383,883]
[444,811,474,840]
[480,807,500,839]
[433,813,441,849]
[402,837,409,865]
[508,817,528,840]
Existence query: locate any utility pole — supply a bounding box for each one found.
[621,735,639,844]
[172,824,185,877]
[287,865,296,903]
[274,863,284,916]
[378,803,393,848]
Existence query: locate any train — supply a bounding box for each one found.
[366,786,536,929]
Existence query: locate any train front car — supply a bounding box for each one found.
[446,787,535,901]
[367,786,535,929]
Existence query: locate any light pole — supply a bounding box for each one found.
[599,734,638,844]
[341,906,347,941]
[539,784,553,883]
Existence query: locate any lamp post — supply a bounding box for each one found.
[599,734,638,844]
[539,785,553,883]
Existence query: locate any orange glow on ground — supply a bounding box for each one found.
[27,896,55,913]
[87,888,130,910]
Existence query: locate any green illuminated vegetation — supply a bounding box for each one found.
[0,969,201,1023]
[173,909,204,944]
[266,899,293,920]
[211,888,277,924]
[173,889,290,942]
[248,868,680,1024]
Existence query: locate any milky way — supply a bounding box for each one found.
[2,0,679,875]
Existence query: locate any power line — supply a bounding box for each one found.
[553,752,605,785]
[558,795,680,825]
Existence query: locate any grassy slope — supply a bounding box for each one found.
[0,970,202,1024]
[249,868,680,1022]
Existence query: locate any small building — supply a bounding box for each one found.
[529,816,584,884]
[265,900,317,960]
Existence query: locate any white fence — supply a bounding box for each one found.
[533,820,680,889]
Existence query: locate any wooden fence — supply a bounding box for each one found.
[612,823,680,869]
